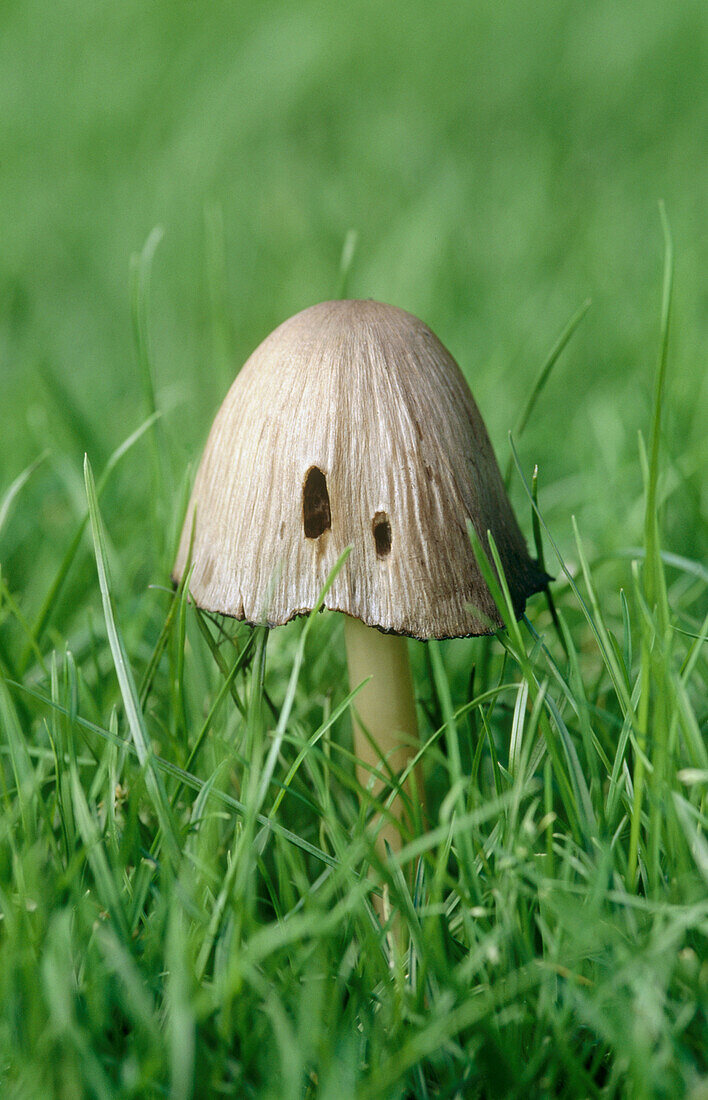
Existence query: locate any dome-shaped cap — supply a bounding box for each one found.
[173,300,548,639]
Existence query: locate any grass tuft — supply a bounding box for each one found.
[0,210,706,1099]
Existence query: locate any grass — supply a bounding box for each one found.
[0,222,706,1097]
[0,2,707,1096]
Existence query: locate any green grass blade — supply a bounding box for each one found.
[21,413,161,671]
[130,226,168,559]
[643,202,673,633]
[70,766,130,940]
[505,297,591,482]
[337,228,359,298]
[0,450,49,537]
[0,674,38,843]
[83,454,182,870]
[254,549,351,813]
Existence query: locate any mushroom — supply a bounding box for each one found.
[173,300,547,864]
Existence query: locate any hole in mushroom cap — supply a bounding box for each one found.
[372,512,392,558]
[303,466,331,539]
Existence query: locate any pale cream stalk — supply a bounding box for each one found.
[343,615,423,860]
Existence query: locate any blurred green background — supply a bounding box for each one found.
[1,0,706,603]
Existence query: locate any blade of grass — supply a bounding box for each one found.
[643,202,673,634]
[0,674,37,843]
[70,766,130,940]
[255,548,351,813]
[21,412,161,672]
[468,524,589,840]
[594,547,708,588]
[629,206,674,890]
[509,434,636,723]
[84,454,182,871]
[269,678,367,817]
[192,609,248,716]
[1,572,48,676]
[337,228,359,298]
[531,463,566,655]
[0,449,49,537]
[171,632,255,808]
[429,638,481,911]
[505,298,591,483]
[130,226,167,559]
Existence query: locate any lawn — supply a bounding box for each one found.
[0,1,706,1096]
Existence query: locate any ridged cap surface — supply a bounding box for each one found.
[173,300,547,638]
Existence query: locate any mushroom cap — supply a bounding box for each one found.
[173,299,548,639]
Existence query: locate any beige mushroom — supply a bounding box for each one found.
[173,300,547,862]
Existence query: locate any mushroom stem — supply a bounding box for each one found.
[343,615,424,861]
